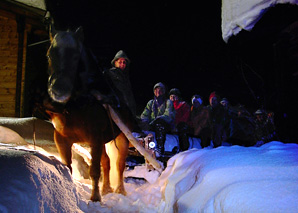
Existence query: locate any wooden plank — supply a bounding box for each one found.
[0,102,15,108]
[0,112,15,117]
[0,88,16,95]
[0,94,15,101]
[0,82,17,88]
[0,74,16,81]
[0,66,17,73]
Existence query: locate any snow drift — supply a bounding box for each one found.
[1,122,298,212]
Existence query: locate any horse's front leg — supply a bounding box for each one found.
[54,131,73,172]
[114,132,129,195]
[89,145,102,202]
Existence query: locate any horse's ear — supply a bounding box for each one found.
[75,26,84,43]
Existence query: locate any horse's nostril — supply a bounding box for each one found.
[48,79,72,104]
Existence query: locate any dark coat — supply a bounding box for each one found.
[103,67,136,116]
[190,105,210,136]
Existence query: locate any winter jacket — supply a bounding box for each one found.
[207,104,229,127]
[190,105,210,136]
[207,104,230,147]
[172,100,191,126]
[103,67,136,116]
[140,97,175,128]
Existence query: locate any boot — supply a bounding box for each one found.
[179,132,189,151]
[154,121,167,156]
[177,122,189,151]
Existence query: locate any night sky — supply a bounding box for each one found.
[46,1,241,109]
[45,1,298,141]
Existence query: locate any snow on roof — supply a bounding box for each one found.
[13,0,46,11]
[221,0,298,42]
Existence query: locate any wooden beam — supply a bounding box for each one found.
[15,14,25,117]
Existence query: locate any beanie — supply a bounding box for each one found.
[111,50,130,66]
[192,95,203,105]
[220,98,229,104]
[209,91,219,103]
[254,109,265,115]
[169,88,181,97]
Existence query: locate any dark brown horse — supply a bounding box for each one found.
[45,27,133,202]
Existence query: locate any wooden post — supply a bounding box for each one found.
[15,15,25,117]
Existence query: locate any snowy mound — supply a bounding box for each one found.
[0,145,81,212]
[0,126,27,145]
[0,120,297,212]
[222,0,298,42]
[159,142,298,212]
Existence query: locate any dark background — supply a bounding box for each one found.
[42,1,298,142]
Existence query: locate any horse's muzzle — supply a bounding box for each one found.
[48,76,72,103]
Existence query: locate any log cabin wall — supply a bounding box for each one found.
[0,1,46,117]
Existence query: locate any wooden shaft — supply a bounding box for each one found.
[105,105,163,173]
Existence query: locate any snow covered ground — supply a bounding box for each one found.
[1,121,298,212]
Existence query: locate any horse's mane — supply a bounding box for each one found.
[71,36,112,100]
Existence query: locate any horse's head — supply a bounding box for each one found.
[47,27,84,103]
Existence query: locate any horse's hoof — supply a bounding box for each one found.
[90,192,101,202]
[101,186,113,195]
[114,186,127,196]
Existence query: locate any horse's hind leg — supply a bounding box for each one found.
[101,146,113,195]
[89,145,102,202]
[114,132,129,195]
[54,131,73,172]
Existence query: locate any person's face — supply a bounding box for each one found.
[170,94,179,102]
[114,58,127,70]
[192,100,201,108]
[221,101,228,108]
[256,114,264,122]
[210,97,218,107]
[154,87,164,97]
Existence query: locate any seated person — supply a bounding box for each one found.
[103,50,136,117]
[254,109,277,145]
[207,91,229,148]
[169,88,191,151]
[139,82,175,155]
[190,94,211,148]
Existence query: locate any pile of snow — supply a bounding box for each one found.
[221,0,298,42]
[14,0,46,10]
[0,145,80,212]
[159,143,298,212]
[1,124,298,212]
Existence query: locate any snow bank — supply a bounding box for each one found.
[1,122,298,212]
[160,142,298,212]
[0,145,82,213]
[0,126,27,145]
[222,0,298,42]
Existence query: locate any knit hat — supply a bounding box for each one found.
[111,50,130,66]
[169,88,181,97]
[153,82,166,92]
[209,91,219,103]
[220,98,229,104]
[192,94,203,105]
[254,109,265,115]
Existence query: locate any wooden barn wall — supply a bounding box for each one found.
[0,11,29,117]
